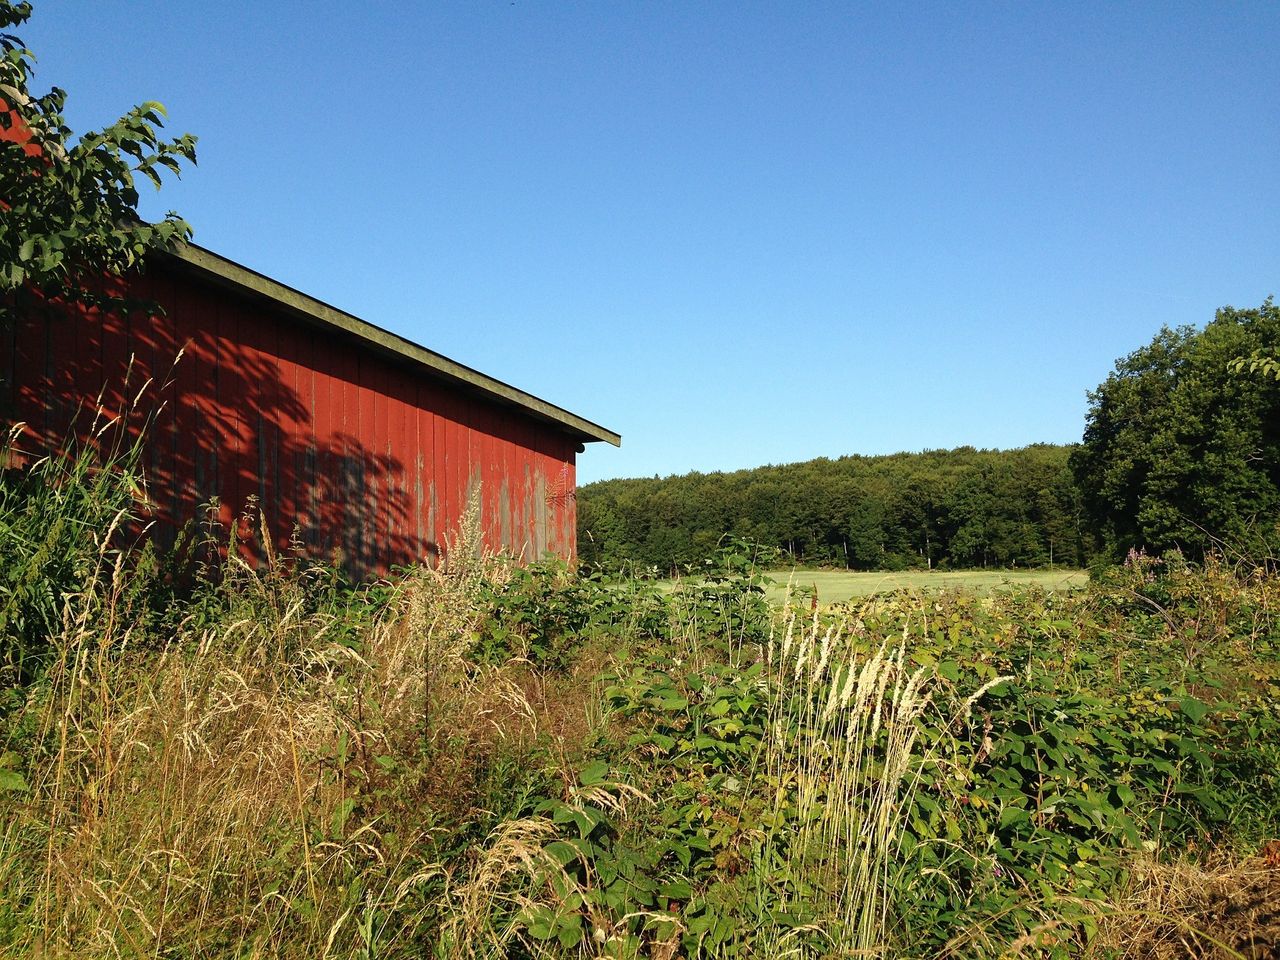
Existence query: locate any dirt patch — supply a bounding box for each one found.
[1101,844,1280,958]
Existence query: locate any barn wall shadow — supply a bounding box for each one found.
[3,261,580,579]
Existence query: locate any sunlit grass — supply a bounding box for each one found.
[765,567,1088,604]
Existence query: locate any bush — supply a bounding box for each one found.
[0,415,150,688]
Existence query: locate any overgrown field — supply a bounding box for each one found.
[2,451,1279,958]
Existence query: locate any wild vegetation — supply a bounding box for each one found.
[2,426,1278,959]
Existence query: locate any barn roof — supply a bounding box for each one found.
[162,242,622,447]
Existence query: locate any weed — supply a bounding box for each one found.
[0,439,1276,959]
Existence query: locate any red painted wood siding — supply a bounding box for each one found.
[5,262,579,576]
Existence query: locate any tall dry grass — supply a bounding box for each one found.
[759,601,1007,958]
[0,491,579,959]
[0,361,165,688]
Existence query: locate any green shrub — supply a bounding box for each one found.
[0,414,150,688]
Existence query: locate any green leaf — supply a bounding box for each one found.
[330,798,354,838]
[998,804,1028,828]
[579,759,609,786]
[524,904,556,940]
[570,806,604,839]
[659,880,693,900]
[654,693,688,711]
[557,918,583,949]
[1179,697,1210,724]
[545,840,579,867]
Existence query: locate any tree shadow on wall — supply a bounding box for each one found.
[6,271,436,580]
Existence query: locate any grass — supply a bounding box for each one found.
[3,539,1276,958]
[2,427,1276,959]
[758,607,974,955]
[764,567,1088,604]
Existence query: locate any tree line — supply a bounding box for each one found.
[580,297,1280,573]
[578,444,1086,571]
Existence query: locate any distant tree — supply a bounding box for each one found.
[944,467,996,567]
[579,445,1085,571]
[846,495,887,569]
[1072,299,1280,560]
[0,0,196,318]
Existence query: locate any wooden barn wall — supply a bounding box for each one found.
[4,264,579,576]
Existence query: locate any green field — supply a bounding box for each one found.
[762,567,1088,604]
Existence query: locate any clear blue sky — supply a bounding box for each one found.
[23,1,1279,484]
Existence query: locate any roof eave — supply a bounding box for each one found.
[157,242,622,447]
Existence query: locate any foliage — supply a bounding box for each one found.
[475,540,772,670]
[0,405,152,688]
[0,0,196,312]
[1072,298,1280,562]
[580,444,1086,573]
[760,614,948,954]
[1,448,1278,958]
[1230,348,1280,382]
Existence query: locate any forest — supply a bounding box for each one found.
[581,298,1280,574]
[578,444,1086,571]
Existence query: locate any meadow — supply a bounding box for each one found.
[1,441,1278,959]
[761,568,1089,604]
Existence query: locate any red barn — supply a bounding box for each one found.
[2,243,620,575]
